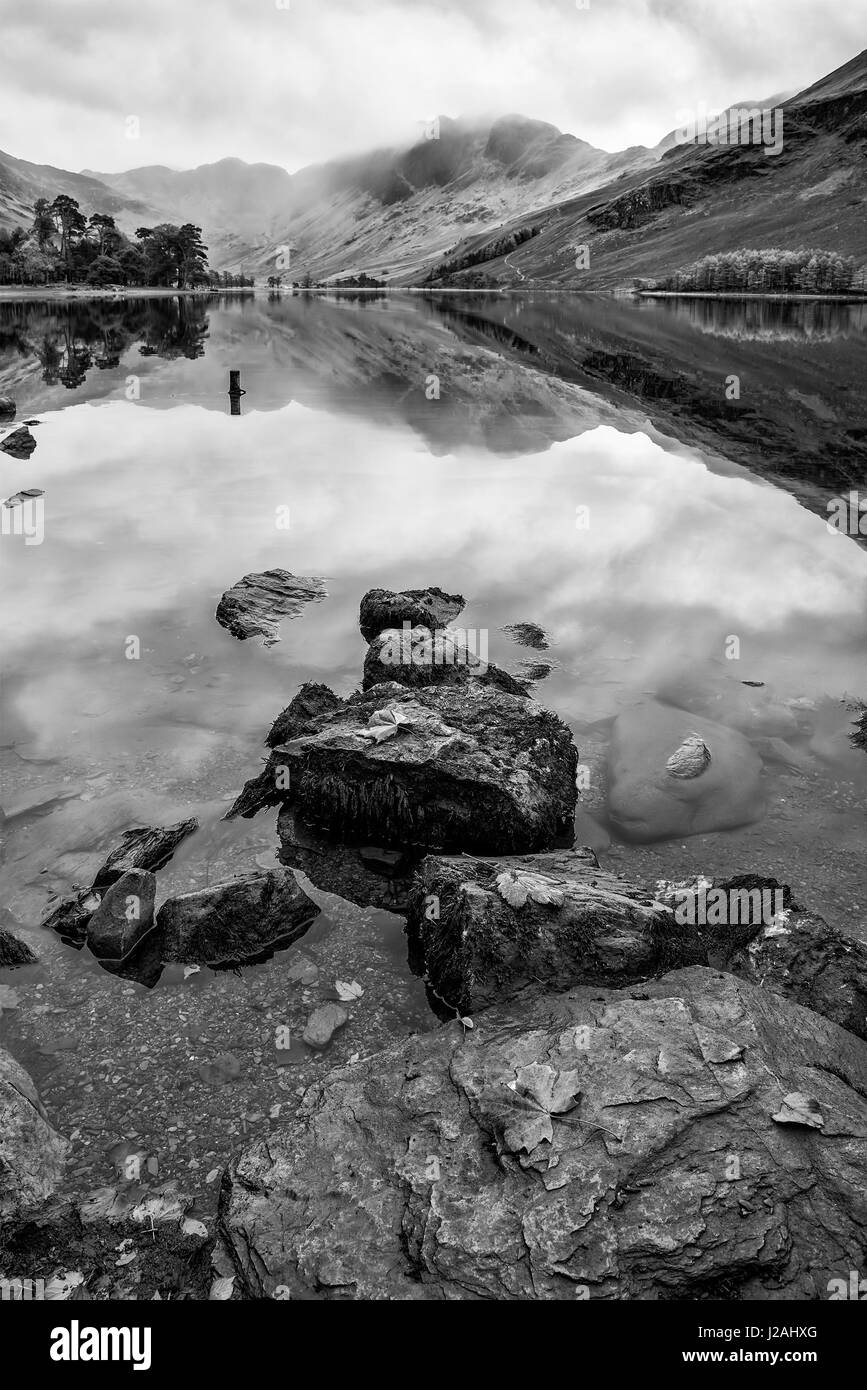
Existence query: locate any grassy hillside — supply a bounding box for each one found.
[417,50,867,289]
[0,150,155,237]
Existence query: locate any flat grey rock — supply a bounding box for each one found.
[216,569,326,646]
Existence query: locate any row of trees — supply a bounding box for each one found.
[647,248,866,295]
[426,225,541,283]
[0,194,212,288]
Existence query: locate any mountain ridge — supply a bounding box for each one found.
[1,50,864,286]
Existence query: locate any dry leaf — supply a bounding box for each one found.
[335,979,364,1002]
[495,871,564,910]
[44,1271,85,1300]
[181,1216,209,1239]
[503,1062,582,1153]
[210,1275,235,1301]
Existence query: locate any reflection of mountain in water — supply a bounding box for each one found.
[1,291,865,543]
[640,295,867,342]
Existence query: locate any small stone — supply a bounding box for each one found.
[302,1003,348,1050]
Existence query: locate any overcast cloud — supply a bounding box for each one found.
[0,0,864,174]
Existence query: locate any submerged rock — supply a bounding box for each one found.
[0,780,83,821]
[0,426,36,460]
[655,673,802,740]
[92,817,199,888]
[155,868,320,967]
[1,1049,69,1219]
[0,928,37,968]
[302,1003,348,1049]
[359,586,464,643]
[665,732,712,778]
[86,870,157,961]
[232,680,578,857]
[215,569,326,647]
[608,700,764,842]
[218,967,867,1300]
[362,627,527,696]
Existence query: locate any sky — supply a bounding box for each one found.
[0,0,865,175]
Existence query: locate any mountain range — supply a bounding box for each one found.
[0,48,864,287]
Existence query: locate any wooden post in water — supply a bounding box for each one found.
[228,369,246,416]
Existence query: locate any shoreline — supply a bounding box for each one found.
[1,284,864,303]
[635,290,867,302]
[0,286,254,302]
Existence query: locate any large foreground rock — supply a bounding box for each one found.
[608,700,765,841]
[156,868,320,966]
[1,1050,68,1219]
[232,681,578,856]
[359,586,465,643]
[216,569,326,646]
[218,967,867,1300]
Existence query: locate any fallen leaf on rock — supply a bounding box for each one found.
[210,1276,235,1301]
[44,1271,85,1300]
[79,1186,137,1223]
[181,1216,209,1239]
[130,1182,186,1226]
[504,1062,583,1153]
[495,870,565,910]
[772,1092,825,1129]
[359,704,411,744]
[335,979,364,1002]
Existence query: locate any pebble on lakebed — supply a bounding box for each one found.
[302,1003,349,1049]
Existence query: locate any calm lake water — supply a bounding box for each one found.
[1,291,866,1199]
